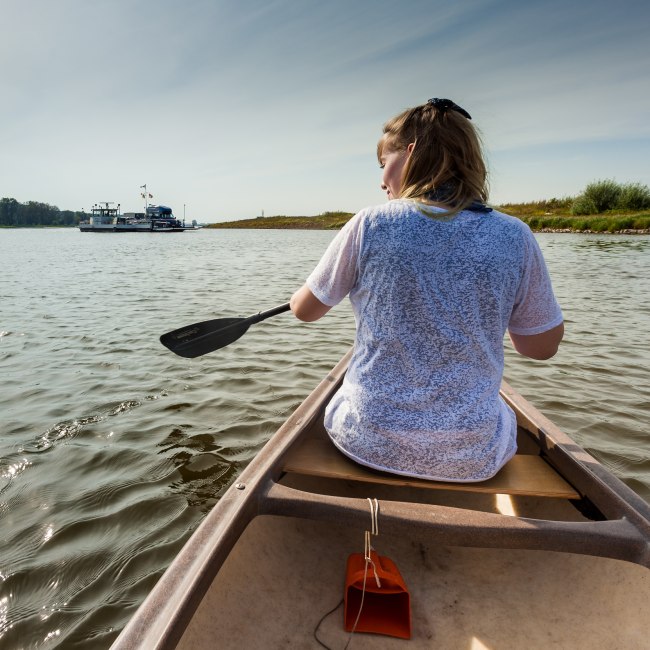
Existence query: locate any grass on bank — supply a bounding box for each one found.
[207,180,650,232]
[497,180,650,231]
[496,198,650,232]
[207,203,650,233]
[207,211,354,230]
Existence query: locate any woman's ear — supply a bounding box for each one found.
[406,142,415,155]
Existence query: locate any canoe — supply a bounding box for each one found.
[112,350,650,649]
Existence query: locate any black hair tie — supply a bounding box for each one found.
[427,98,472,120]
[426,184,492,213]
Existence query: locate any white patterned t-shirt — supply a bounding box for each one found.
[306,199,563,481]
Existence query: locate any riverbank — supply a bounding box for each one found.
[207,204,650,233]
[207,211,353,230]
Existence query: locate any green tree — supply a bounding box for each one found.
[0,198,20,225]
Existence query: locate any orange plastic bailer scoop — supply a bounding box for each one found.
[344,550,411,639]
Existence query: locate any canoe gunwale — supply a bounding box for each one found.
[111,351,353,650]
[110,349,650,650]
[501,381,650,540]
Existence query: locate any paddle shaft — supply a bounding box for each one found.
[246,302,291,325]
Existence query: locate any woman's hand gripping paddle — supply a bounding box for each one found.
[160,303,291,358]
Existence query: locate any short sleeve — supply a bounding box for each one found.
[508,227,563,335]
[306,210,365,307]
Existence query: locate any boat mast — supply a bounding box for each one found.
[140,184,148,216]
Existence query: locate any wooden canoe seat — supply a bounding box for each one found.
[282,436,580,499]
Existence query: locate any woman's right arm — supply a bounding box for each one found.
[292,210,364,323]
[509,322,564,360]
[290,284,332,322]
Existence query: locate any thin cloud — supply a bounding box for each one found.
[1,0,648,219]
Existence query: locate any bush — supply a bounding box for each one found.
[582,179,622,213]
[617,183,650,211]
[570,180,650,215]
[571,195,598,215]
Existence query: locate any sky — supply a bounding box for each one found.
[1,0,649,222]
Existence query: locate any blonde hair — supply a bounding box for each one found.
[377,100,488,213]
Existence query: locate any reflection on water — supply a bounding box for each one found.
[0,228,649,647]
[571,236,650,251]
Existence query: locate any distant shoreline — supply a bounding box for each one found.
[537,228,650,235]
[206,207,650,234]
[3,209,649,235]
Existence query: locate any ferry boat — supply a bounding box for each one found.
[79,202,185,233]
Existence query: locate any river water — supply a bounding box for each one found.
[1,227,649,648]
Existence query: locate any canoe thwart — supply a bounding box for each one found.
[262,482,650,567]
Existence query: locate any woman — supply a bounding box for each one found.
[291,98,564,482]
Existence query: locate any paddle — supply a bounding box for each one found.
[160,303,291,358]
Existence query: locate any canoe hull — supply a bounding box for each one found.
[111,350,650,649]
[176,514,650,649]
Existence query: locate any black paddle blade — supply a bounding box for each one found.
[160,317,250,358]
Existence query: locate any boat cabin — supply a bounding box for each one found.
[146,205,184,229]
[89,202,120,225]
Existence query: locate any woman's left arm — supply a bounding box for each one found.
[290,284,332,322]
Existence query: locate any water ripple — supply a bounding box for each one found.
[19,398,159,454]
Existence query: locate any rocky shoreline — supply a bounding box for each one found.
[538,228,650,235]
